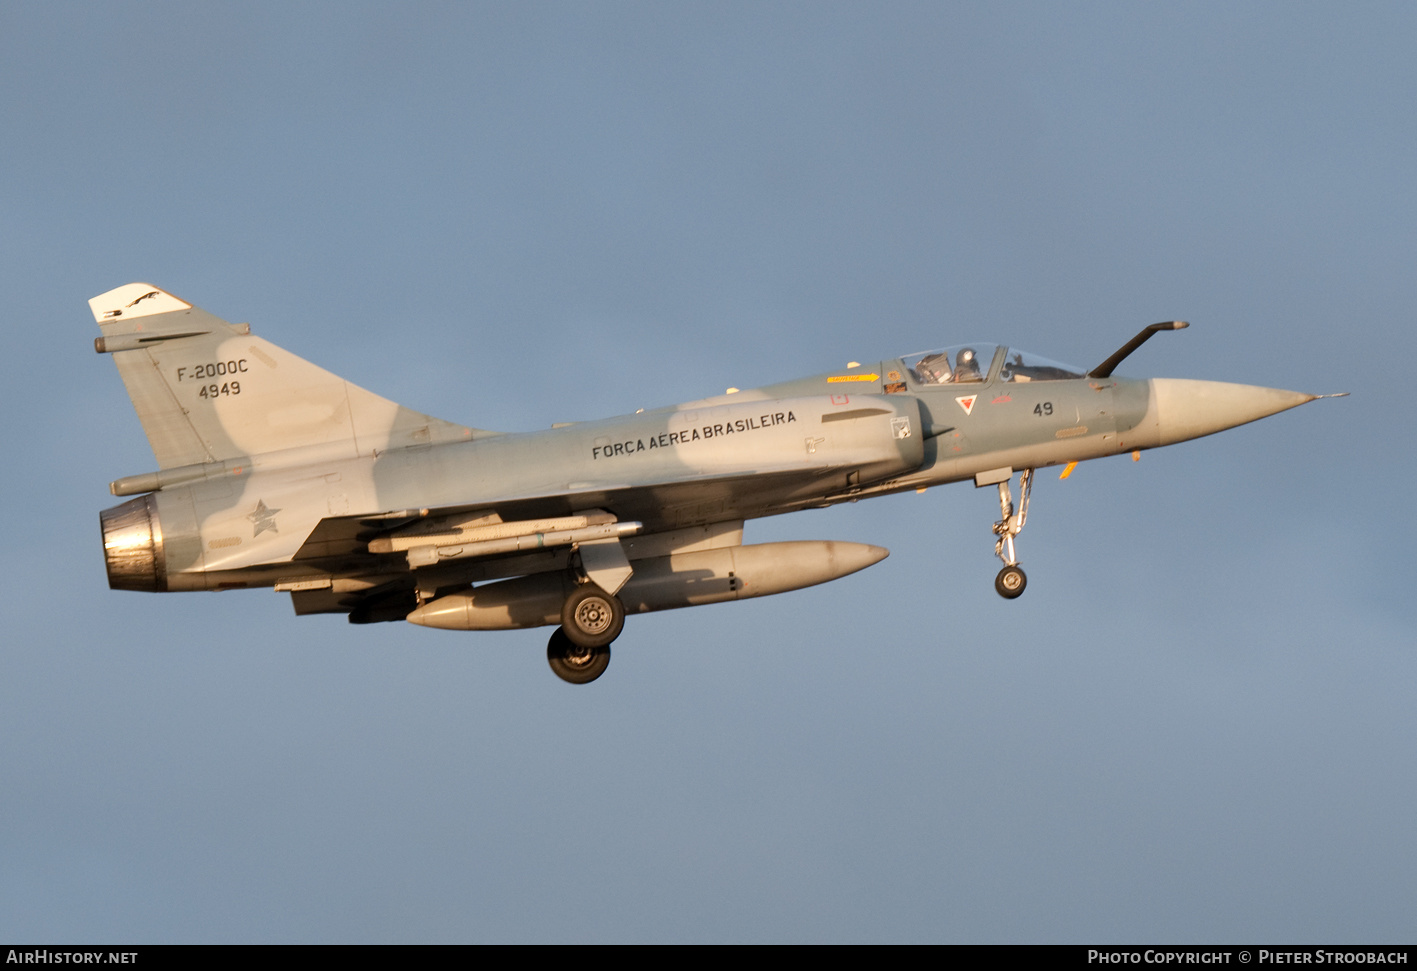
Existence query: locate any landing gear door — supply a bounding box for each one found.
[578,538,633,596]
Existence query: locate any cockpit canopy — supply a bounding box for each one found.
[902,345,1085,386]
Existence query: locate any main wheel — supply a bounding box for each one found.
[995,564,1027,599]
[547,627,610,684]
[561,583,625,649]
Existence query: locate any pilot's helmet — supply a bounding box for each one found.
[954,347,982,379]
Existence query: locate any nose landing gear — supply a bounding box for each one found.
[992,468,1033,599]
[995,563,1027,598]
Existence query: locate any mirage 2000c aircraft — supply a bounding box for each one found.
[94,283,1340,683]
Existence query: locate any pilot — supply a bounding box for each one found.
[952,347,983,382]
[914,352,953,384]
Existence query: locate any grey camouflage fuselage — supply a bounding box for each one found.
[93,284,1329,679]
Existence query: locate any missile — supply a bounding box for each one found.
[399,521,642,569]
[368,511,619,552]
[405,540,889,631]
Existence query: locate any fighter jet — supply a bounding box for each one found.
[93,283,1340,683]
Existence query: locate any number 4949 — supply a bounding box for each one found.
[198,382,241,399]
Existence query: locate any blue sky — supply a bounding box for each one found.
[2,2,1413,942]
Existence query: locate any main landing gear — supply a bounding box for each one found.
[546,582,625,684]
[547,627,611,684]
[991,468,1033,600]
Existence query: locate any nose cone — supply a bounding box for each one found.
[1149,378,1316,446]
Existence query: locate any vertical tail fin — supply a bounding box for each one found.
[91,283,489,470]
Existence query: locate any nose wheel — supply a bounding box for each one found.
[995,564,1027,598]
[991,468,1033,599]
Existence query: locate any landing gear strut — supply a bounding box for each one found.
[992,468,1033,599]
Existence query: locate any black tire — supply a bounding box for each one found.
[547,626,611,684]
[560,584,625,648]
[995,564,1027,599]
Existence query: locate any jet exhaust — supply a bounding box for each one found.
[100,495,166,592]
